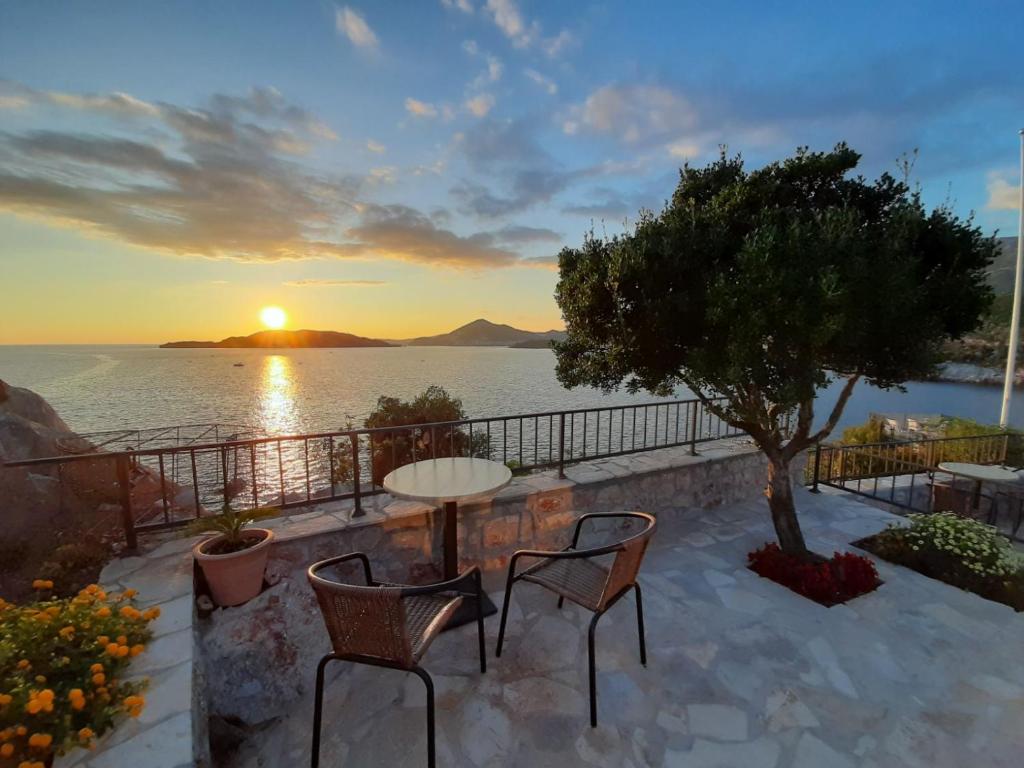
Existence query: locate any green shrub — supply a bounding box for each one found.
[863,512,1024,610]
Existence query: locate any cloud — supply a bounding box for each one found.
[524,69,557,95]
[0,82,558,271]
[284,279,386,287]
[491,224,562,244]
[368,166,397,183]
[484,0,535,47]
[336,7,379,50]
[366,139,386,154]
[441,0,474,13]
[327,204,521,268]
[460,117,549,171]
[405,97,439,118]
[465,93,495,117]
[564,84,697,144]
[987,172,1021,211]
[541,30,575,58]
[666,139,700,159]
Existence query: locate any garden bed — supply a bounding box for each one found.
[854,512,1024,612]
[748,543,881,606]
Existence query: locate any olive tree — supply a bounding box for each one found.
[554,145,996,555]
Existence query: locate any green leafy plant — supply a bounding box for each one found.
[553,144,997,554]
[860,512,1024,610]
[0,582,158,765]
[187,506,278,555]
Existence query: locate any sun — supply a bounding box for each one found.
[260,306,287,330]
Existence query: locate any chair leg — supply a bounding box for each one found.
[633,583,647,666]
[410,667,436,768]
[495,572,516,658]
[310,653,337,768]
[587,611,602,727]
[474,573,487,674]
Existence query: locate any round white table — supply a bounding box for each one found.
[937,462,1019,513]
[384,457,512,626]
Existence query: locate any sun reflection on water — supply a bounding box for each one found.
[259,355,298,435]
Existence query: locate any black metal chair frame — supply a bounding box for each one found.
[494,512,654,727]
[309,553,486,768]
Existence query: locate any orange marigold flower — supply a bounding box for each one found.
[44,606,60,617]
[59,625,75,638]
[25,700,43,715]
[91,673,105,686]
[117,645,130,657]
[122,588,137,598]
[0,694,12,706]
[95,637,109,647]
[16,726,27,736]
[95,607,111,618]
[33,676,46,685]
[28,733,52,749]
[90,663,104,674]
[16,660,30,670]
[37,690,53,703]
[0,743,12,757]
[116,634,127,644]
[105,643,120,656]
[78,727,94,741]
[130,644,145,657]
[31,580,48,590]
[142,606,161,621]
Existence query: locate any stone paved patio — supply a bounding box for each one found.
[227,487,1024,768]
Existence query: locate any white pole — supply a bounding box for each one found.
[999,129,1024,428]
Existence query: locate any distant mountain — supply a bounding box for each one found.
[986,237,1019,295]
[159,329,394,349]
[401,318,567,347]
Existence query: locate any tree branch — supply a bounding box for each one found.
[785,374,861,458]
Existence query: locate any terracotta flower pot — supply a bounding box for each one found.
[194,528,274,606]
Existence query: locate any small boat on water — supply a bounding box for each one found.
[233,363,245,367]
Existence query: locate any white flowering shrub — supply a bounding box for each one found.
[876,511,1024,583]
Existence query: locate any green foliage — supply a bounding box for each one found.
[840,416,892,446]
[355,386,491,484]
[187,505,277,551]
[554,144,997,552]
[864,513,1024,610]
[554,144,996,421]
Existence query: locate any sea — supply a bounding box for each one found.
[1,345,1022,437]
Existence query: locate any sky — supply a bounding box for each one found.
[0,0,1022,344]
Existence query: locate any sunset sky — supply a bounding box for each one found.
[1,0,1022,344]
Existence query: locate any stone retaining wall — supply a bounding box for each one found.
[199,438,801,727]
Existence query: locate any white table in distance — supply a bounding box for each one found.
[937,461,1019,513]
[383,457,512,626]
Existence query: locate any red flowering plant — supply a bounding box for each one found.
[748,543,881,606]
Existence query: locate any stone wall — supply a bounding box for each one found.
[198,438,803,727]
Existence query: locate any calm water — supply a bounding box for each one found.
[0,345,1020,436]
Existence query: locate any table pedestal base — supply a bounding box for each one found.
[445,591,498,631]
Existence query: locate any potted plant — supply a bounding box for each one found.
[192,507,275,606]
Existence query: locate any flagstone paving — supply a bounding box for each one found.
[228,487,1024,767]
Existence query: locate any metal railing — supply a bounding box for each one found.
[4,397,745,550]
[808,432,1024,540]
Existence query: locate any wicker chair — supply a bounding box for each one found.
[307,553,486,768]
[931,481,996,523]
[495,512,657,727]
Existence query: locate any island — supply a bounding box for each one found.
[160,329,395,348]
[400,318,566,347]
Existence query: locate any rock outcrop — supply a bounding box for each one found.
[0,379,97,535]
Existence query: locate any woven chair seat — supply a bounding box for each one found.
[402,593,463,662]
[521,557,609,611]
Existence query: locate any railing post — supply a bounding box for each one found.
[558,413,566,479]
[350,433,364,517]
[810,442,822,493]
[115,453,138,553]
[1001,432,1009,465]
[689,402,699,456]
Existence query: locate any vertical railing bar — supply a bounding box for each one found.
[221,446,229,509]
[351,432,363,517]
[158,453,169,523]
[190,448,200,518]
[304,438,311,503]
[250,443,258,510]
[519,418,523,466]
[277,439,285,506]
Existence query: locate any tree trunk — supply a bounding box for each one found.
[766,453,808,555]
